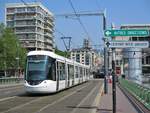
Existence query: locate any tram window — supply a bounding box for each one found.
[79,67,82,77]
[68,64,74,79]
[86,69,88,77]
[46,57,56,81]
[75,66,78,78]
[84,68,85,76]
[57,62,65,80]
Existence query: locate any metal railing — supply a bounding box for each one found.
[0,77,24,85]
[119,78,150,109]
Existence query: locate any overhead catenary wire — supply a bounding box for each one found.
[20,0,28,6]
[55,28,79,49]
[68,0,91,39]
[20,0,98,50]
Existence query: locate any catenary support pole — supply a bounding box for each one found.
[103,10,108,94]
[112,48,116,113]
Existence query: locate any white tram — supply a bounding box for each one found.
[24,51,90,93]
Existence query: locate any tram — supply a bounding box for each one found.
[24,51,90,93]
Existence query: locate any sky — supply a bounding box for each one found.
[0,0,150,51]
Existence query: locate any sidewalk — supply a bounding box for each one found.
[96,83,138,113]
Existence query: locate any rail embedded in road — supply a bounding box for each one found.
[0,80,103,113]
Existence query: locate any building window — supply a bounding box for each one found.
[17,7,25,12]
[7,8,15,13]
[27,7,36,12]
[7,21,14,27]
[146,56,150,64]
[85,54,89,65]
[76,54,80,62]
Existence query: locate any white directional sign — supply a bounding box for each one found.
[106,41,149,48]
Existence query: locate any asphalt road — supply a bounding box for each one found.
[0,79,103,113]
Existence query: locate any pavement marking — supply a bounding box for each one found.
[70,82,99,113]
[1,96,45,113]
[91,83,104,113]
[36,82,92,113]
[0,86,24,91]
[0,96,17,102]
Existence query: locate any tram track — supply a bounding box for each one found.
[35,80,102,113]
[0,80,103,113]
[0,85,25,100]
[0,79,97,113]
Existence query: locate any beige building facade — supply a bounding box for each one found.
[6,2,55,51]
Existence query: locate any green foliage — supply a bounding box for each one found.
[0,24,27,72]
[55,48,70,58]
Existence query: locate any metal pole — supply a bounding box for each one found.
[61,37,72,58]
[103,11,108,94]
[112,48,116,113]
[111,23,116,113]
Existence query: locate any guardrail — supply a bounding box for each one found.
[0,77,24,85]
[119,78,150,110]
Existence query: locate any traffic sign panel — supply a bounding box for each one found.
[106,41,149,48]
[104,29,149,37]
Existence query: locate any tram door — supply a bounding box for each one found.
[71,65,74,85]
[79,67,83,83]
[56,61,59,91]
[67,64,70,87]
[65,62,68,88]
[68,64,74,87]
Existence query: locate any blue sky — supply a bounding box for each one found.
[0,0,150,50]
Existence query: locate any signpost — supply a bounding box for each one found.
[104,29,149,37]
[106,41,149,48]
[105,28,150,113]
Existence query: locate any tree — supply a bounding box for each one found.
[55,48,70,58]
[0,25,27,77]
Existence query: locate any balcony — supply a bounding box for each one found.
[44,21,54,27]
[15,15,34,20]
[44,38,53,44]
[15,29,36,34]
[44,32,52,37]
[15,22,36,27]
[15,8,36,14]
[44,45,53,50]
[44,26,53,33]
[7,8,15,14]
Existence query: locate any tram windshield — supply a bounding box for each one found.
[25,55,56,81]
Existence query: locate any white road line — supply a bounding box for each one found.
[0,96,17,102]
[36,82,92,113]
[0,86,24,91]
[91,83,104,113]
[1,96,44,113]
[1,82,90,113]
[70,83,99,113]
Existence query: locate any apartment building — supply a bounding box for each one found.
[6,2,54,51]
[70,39,102,72]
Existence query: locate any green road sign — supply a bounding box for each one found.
[104,29,149,37]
